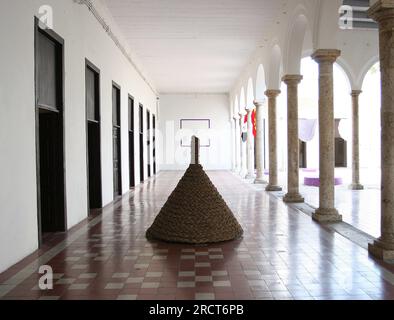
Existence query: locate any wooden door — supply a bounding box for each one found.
[112,84,122,198]
[35,19,66,243]
[86,62,102,210]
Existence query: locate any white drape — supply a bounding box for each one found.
[298,119,317,142]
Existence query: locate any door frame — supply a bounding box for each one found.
[112,81,122,197]
[153,114,156,175]
[34,17,67,246]
[85,58,103,213]
[139,104,144,183]
[128,94,135,188]
[146,109,151,178]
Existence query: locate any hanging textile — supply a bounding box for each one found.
[338,118,351,141]
[298,119,317,142]
[243,109,257,137]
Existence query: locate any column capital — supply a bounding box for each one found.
[368,0,394,23]
[265,90,281,99]
[282,74,303,85]
[253,100,265,108]
[311,49,341,63]
[233,114,240,120]
[351,90,362,97]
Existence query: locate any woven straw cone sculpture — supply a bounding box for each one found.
[146,164,243,244]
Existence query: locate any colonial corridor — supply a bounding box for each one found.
[0,171,393,300]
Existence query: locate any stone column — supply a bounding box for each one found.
[233,115,241,173]
[265,90,282,191]
[350,90,364,190]
[368,1,394,260]
[282,75,304,203]
[245,108,255,179]
[253,100,267,184]
[311,49,342,222]
[239,113,247,178]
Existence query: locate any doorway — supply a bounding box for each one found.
[129,95,135,188]
[147,110,151,178]
[335,138,347,167]
[35,20,66,244]
[335,119,347,167]
[139,104,144,183]
[299,140,307,169]
[112,83,122,198]
[85,60,102,210]
[153,115,157,175]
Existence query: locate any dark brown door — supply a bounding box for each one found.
[129,96,135,188]
[35,20,66,243]
[112,84,122,198]
[299,140,307,168]
[86,62,102,210]
[139,104,144,183]
[153,115,157,175]
[335,138,347,167]
[335,119,347,167]
[147,110,151,178]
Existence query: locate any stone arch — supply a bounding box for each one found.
[284,11,310,75]
[266,44,282,90]
[255,64,267,100]
[239,87,246,114]
[246,78,255,109]
[336,57,357,90]
[234,96,239,115]
[358,55,380,91]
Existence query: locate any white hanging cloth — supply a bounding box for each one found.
[298,119,317,142]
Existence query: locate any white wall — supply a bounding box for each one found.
[158,94,232,171]
[0,0,157,273]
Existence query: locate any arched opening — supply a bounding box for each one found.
[255,64,267,100]
[296,57,352,173]
[234,96,239,116]
[360,62,381,187]
[277,57,353,187]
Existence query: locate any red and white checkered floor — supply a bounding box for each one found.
[1,171,394,300]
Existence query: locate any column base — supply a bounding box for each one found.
[254,178,267,184]
[266,185,282,192]
[245,173,256,179]
[312,208,342,222]
[283,193,304,203]
[239,169,247,178]
[368,239,394,261]
[349,184,364,190]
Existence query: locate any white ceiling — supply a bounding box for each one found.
[102,0,287,93]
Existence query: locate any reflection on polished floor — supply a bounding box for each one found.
[275,168,381,238]
[1,171,394,300]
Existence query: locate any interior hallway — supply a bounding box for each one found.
[1,171,394,300]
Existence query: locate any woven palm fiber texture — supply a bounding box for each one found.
[146,164,243,244]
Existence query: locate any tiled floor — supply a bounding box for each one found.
[1,171,394,300]
[275,168,381,238]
